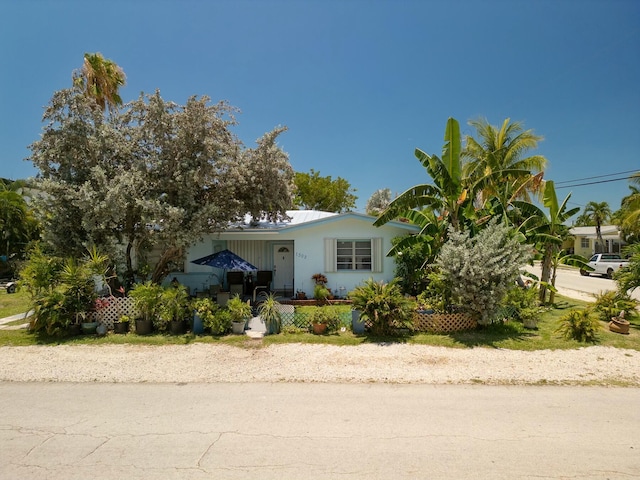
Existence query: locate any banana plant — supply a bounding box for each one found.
[513,180,581,303]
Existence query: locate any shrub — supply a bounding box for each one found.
[501,284,543,325]
[416,270,450,313]
[313,284,330,301]
[592,290,639,323]
[555,309,601,343]
[193,298,231,335]
[309,306,340,332]
[436,221,532,325]
[349,278,415,336]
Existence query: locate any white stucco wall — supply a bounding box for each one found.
[173,213,417,298]
[288,216,410,297]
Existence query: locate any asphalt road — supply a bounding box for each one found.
[1,382,639,480]
[524,263,640,302]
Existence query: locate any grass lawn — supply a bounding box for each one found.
[0,289,30,318]
[1,294,638,351]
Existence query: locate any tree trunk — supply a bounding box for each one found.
[596,223,606,254]
[549,262,558,304]
[125,240,135,290]
[539,245,553,304]
[151,245,183,285]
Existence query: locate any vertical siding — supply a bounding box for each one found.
[227,240,269,270]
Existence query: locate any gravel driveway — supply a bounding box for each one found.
[2,343,639,386]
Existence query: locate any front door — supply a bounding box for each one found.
[272,244,294,294]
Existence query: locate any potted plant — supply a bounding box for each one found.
[258,293,282,335]
[159,285,190,334]
[309,307,339,335]
[227,294,252,334]
[193,298,231,335]
[295,289,307,300]
[114,314,130,334]
[129,281,163,334]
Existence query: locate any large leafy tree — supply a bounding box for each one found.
[73,52,126,114]
[365,188,392,217]
[463,118,547,213]
[293,169,357,212]
[29,87,293,285]
[583,201,612,253]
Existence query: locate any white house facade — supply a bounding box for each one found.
[167,210,419,298]
[568,225,625,257]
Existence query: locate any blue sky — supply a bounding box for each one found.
[1,0,638,215]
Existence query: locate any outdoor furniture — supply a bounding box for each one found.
[253,270,273,302]
[216,291,230,307]
[227,271,244,295]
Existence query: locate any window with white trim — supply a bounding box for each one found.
[337,240,372,271]
[580,238,589,249]
[324,238,383,273]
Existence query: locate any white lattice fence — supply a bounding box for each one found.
[413,312,477,333]
[89,297,136,330]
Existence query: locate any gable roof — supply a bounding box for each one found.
[570,225,620,237]
[224,210,419,233]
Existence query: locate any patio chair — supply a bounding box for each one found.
[253,270,273,303]
[226,271,245,295]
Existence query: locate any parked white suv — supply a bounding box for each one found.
[580,253,629,279]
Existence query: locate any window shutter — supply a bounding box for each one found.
[371,237,383,273]
[324,238,336,272]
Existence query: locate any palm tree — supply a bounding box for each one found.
[583,201,612,253]
[0,182,38,260]
[366,188,392,216]
[73,52,126,113]
[463,118,547,212]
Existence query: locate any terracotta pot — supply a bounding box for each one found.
[312,323,327,335]
[609,317,630,335]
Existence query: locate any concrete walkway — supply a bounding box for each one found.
[0,310,31,330]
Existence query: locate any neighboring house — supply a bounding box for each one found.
[168,210,419,298]
[567,226,625,257]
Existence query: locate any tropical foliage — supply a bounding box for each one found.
[463,117,546,211]
[555,309,601,343]
[582,201,612,254]
[348,278,415,336]
[0,180,39,261]
[72,52,126,114]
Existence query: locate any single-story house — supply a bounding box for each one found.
[167,210,420,298]
[566,225,625,257]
